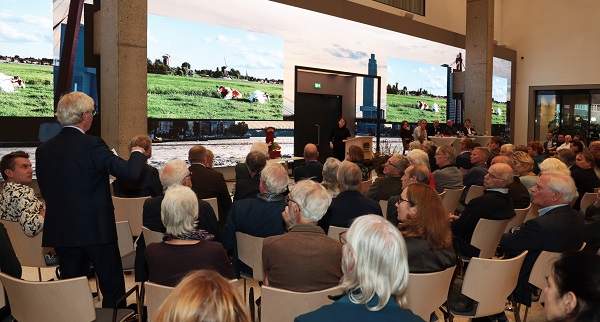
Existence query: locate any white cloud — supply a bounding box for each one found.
[246,34,257,42]
[0,21,41,43]
[217,34,228,43]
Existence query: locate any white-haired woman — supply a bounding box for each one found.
[146,185,234,286]
[296,215,423,322]
[407,149,436,189]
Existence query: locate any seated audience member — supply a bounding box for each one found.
[146,185,234,287]
[263,180,342,292]
[0,151,45,236]
[491,156,531,209]
[205,149,215,168]
[189,145,232,226]
[589,140,600,153]
[347,145,370,181]
[570,139,584,154]
[573,151,600,210]
[432,145,463,193]
[387,165,431,226]
[233,151,266,201]
[155,270,250,322]
[456,137,474,170]
[236,142,269,181]
[397,183,456,273]
[450,163,516,258]
[321,157,341,198]
[406,149,435,188]
[487,136,503,165]
[0,221,21,320]
[461,147,489,202]
[222,163,288,276]
[318,161,382,233]
[541,252,600,322]
[421,141,438,172]
[583,190,600,254]
[500,143,516,158]
[408,141,422,152]
[135,159,220,282]
[512,151,539,198]
[365,154,408,201]
[500,172,584,306]
[527,141,545,174]
[442,119,457,136]
[296,215,422,322]
[540,157,571,175]
[515,144,528,153]
[557,135,572,151]
[112,135,162,198]
[543,132,558,156]
[294,143,323,182]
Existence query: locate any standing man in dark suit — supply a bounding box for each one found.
[35,92,147,308]
[189,145,232,227]
[500,172,584,306]
[293,143,323,182]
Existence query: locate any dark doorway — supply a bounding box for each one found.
[294,93,343,164]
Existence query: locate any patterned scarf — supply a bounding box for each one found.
[163,229,214,241]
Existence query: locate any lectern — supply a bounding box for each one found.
[344,136,374,160]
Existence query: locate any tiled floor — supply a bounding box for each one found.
[17,266,546,322]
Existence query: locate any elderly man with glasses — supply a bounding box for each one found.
[449,163,516,258]
[365,154,409,202]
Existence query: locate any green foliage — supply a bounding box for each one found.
[0,63,54,117]
[386,94,446,123]
[147,74,283,120]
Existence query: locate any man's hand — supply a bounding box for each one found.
[449,213,459,221]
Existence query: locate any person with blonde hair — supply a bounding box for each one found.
[155,270,250,322]
[296,215,422,322]
[539,158,571,175]
[396,183,455,273]
[112,134,162,198]
[512,151,539,196]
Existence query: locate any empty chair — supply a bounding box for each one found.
[236,232,265,298]
[379,199,388,218]
[261,285,344,322]
[357,179,373,194]
[464,185,485,205]
[505,204,532,233]
[405,266,456,321]
[112,196,150,237]
[141,226,164,247]
[116,221,135,273]
[326,225,348,241]
[0,272,139,322]
[442,186,466,214]
[449,251,528,319]
[579,192,596,212]
[202,197,219,221]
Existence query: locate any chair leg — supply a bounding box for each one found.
[523,306,529,322]
[249,287,255,322]
[37,267,42,281]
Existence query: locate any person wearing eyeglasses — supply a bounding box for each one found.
[365,154,409,202]
[450,163,516,258]
[296,215,422,322]
[35,92,148,308]
[262,179,342,292]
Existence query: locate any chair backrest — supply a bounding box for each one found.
[202,197,219,221]
[326,225,348,241]
[442,186,466,214]
[1,220,46,268]
[579,192,596,212]
[524,202,541,222]
[471,218,512,258]
[379,199,388,218]
[528,250,561,290]
[464,185,485,205]
[357,179,373,194]
[261,284,344,322]
[116,221,135,271]
[112,196,150,237]
[406,266,456,321]
[0,272,96,322]
[142,226,164,247]
[235,232,265,281]
[438,191,446,200]
[505,204,532,233]
[461,251,528,317]
[145,282,174,322]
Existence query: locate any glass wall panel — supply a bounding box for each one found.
[536,91,558,140]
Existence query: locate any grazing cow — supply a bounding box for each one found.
[216,85,243,99]
[0,73,25,93]
[417,100,429,110]
[249,90,270,104]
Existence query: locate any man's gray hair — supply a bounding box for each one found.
[437,145,456,164]
[543,171,577,203]
[389,154,409,176]
[245,151,267,174]
[291,180,332,222]
[406,164,430,185]
[161,185,198,236]
[250,142,269,157]
[322,157,340,183]
[337,161,361,191]
[260,162,289,194]
[160,159,189,189]
[341,215,409,310]
[55,92,95,126]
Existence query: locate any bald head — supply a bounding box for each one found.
[188,145,207,164]
[303,144,319,161]
[484,163,514,189]
[491,155,513,167]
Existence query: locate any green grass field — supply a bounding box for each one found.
[0,63,54,117]
[386,93,507,124]
[148,74,283,120]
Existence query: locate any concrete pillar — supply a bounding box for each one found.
[465,0,494,135]
[97,0,147,157]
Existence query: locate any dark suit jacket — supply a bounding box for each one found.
[365,176,403,202]
[293,160,323,183]
[442,125,457,136]
[134,195,221,281]
[36,127,147,247]
[233,175,261,201]
[508,176,531,209]
[426,124,441,137]
[318,190,383,233]
[456,151,473,170]
[460,126,476,136]
[112,163,162,198]
[500,205,585,305]
[189,163,232,226]
[570,165,600,210]
[235,163,251,181]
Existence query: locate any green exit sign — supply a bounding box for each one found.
[314,83,322,89]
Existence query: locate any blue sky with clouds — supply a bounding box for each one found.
[0,0,53,58]
[387,57,448,97]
